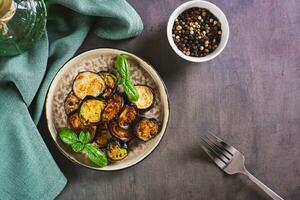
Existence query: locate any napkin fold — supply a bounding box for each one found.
[0,0,143,199]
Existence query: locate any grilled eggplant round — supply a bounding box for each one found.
[102,93,124,122]
[109,120,132,142]
[79,99,106,126]
[107,138,128,161]
[64,92,81,114]
[94,123,112,148]
[132,85,155,111]
[86,126,97,141]
[69,112,97,139]
[118,105,137,129]
[73,71,106,99]
[100,71,118,99]
[69,112,83,130]
[135,117,159,141]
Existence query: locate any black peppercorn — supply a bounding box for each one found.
[172,7,222,57]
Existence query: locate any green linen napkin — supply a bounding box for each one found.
[0,0,143,199]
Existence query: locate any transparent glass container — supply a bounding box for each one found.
[0,0,47,56]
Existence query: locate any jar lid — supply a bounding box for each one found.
[0,0,12,18]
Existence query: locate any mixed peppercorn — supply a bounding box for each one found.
[172,8,222,57]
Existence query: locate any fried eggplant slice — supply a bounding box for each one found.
[107,138,128,161]
[135,117,159,141]
[132,85,155,111]
[68,112,97,139]
[64,92,81,114]
[79,99,106,126]
[118,105,137,129]
[102,93,124,122]
[69,112,83,130]
[109,120,132,142]
[100,71,117,99]
[73,71,106,99]
[86,126,97,141]
[94,123,112,148]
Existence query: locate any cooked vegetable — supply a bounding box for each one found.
[86,126,97,141]
[118,105,137,128]
[107,138,128,161]
[60,63,160,166]
[59,128,78,145]
[135,117,159,141]
[102,93,124,122]
[95,123,112,148]
[73,71,106,99]
[68,112,97,139]
[132,85,155,110]
[59,128,108,167]
[69,112,84,130]
[115,54,139,102]
[84,143,108,167]
[109,120,132,142]
[64,92,81,114]
[100,71,117,99]
[79,99,106,126]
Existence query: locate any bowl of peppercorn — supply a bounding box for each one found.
[167,0,229,62]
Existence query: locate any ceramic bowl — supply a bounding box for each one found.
[167,0,229,62]
[45,48,170,171]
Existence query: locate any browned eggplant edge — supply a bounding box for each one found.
[72,71,107,100]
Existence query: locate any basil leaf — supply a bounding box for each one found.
[78,130,91,145]
[115,54,139,102]
[123,80,139,102]
[116,54,129,79]
[84,144,108,167]
[71,142,85,153]
[59,128,78,145]
[118,78,125,85]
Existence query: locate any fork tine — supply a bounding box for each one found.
[204,135,232,161]
[207,131,237,155]
[199,136,226,169]
[201,136,230,164]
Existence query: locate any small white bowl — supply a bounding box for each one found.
[167,0,229,62]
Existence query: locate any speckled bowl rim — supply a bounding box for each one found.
[45,48,170,171]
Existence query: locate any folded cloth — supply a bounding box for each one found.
[0,0,143,199]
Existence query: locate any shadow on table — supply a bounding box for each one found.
[188,144,213,165]
[38,115,80,180]
[133,25,192,87]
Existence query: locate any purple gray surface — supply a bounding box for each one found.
[39,0,300,199]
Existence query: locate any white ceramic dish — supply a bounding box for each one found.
[45,48,170,171]
[167,0,229,62]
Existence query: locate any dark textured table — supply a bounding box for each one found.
[39,0,300,199]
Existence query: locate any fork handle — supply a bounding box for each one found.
[243,170,284,200]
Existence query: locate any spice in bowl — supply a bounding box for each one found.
[172,8,222,57]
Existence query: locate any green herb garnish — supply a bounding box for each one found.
[83,144,108,167]
[59,128,108,167]
[71,142,85,153]
[78,130,92,144]
[59,128,78,145]
[115,54,139,102]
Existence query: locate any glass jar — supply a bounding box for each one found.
[0,0,47,56]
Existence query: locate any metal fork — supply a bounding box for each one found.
[199,132,284,200]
